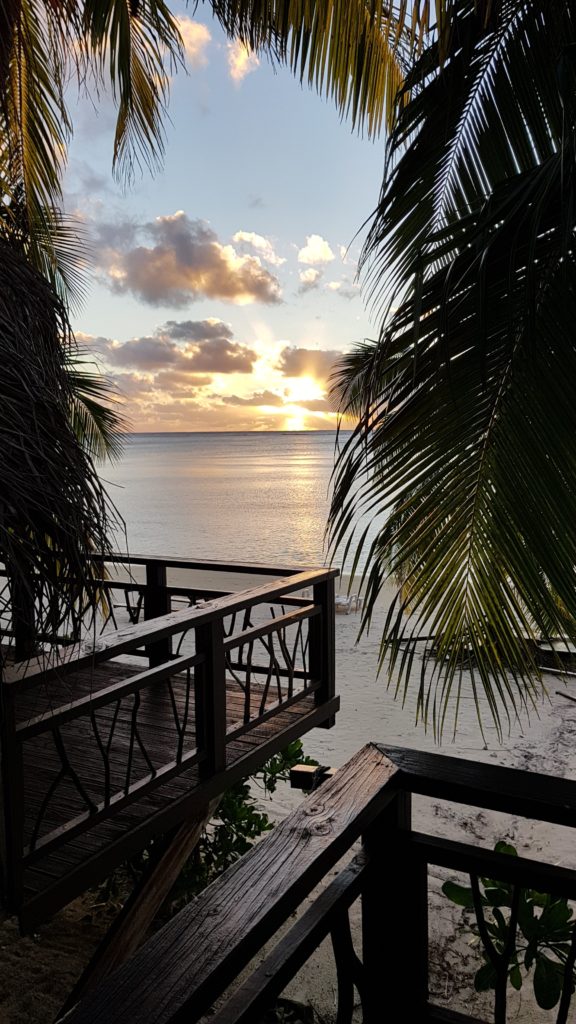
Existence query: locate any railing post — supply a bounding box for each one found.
[144,561,171,667]
[11,576,36,662]
[0,683,24,913]
[361,791,428,1021]
[309,577,336,728]
[195,618,227,778]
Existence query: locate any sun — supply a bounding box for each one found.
[283,406,308,431]
[285,375,325,405]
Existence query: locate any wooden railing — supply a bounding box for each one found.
[0,552,322,656]
[0,563,337,916]
[63,743,576,1024]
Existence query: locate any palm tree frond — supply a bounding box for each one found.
[208,0,431,135]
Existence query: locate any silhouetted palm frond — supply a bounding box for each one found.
[330,0,576,737]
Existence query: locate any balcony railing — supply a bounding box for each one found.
[63,742,576,1024]
[0,555,338,928]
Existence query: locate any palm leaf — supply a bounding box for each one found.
[0,238,118,658]
[208,0,434,136]
[67,355,127,462]
[330,0,576,737]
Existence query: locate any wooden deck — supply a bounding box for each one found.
[0,558,339,930]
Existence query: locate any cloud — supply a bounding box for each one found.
[161,318,233,341]
[178,18,211,68]
[222,390,284,407]
[298,268,322,293]
[297,234,335,266]
[153,370,212,390]
[294,397,331,412]
[232,231,285,266]
[277,346,341,384]
[227,40,259,83]
[327,278,361,300]
[95,211,282,307]
[80,323,257,375]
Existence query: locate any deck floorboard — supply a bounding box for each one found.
[16,659,322,914]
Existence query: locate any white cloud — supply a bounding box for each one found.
[227,40,259,83]
[298,268,322,293]
[94,211,283,307]
[298,234,335,266]
[178,18,211,68]
[232,230,285,266]
[327,278,361,300]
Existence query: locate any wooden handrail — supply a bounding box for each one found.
[15,650,205,739]
[4,568,338,687]
[63,744,401,1024]
[61,743,576,1024]
[377,744,576,828]
[90,552,319,575]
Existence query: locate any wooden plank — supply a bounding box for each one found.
[91,552,319,576]
[60,797,221,1017]
[62,743,398,1024]
[379,745,576,828]
[407,831,576,901]
[207,853,367,1024]
[310,578,336,729]
[223,604,318,652]
[196,619,227,776]
[362,792,427,1022]
[427,1007,488,1024]
[16,653,204,738]
[144,561,171,666]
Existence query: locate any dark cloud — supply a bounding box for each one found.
[94,220,140,250]
[222,390,284,407]
[154,370,213,390]
[161,319,233,341]
[327,278,361,300]
[79,328,257,375]
[187,337,256,373]
[94,211,282,307]
[277,346,341,383]
[106,336,186,371]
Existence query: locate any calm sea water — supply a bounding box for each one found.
[101,431,347,568]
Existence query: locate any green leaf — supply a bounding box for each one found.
[509,964,523,991]
[533,956,563,1010]
[518,890,537,941]
[442,881,474,909]
[475,961,497,992]
[494,842,517,857]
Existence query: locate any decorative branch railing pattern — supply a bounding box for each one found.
[62,743,576,1024]
[0,563,337,914]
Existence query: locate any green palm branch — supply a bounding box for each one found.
[330,0,576,738]
[0,238,118,659]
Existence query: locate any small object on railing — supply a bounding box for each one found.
[290,763,336,791]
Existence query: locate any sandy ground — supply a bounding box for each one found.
[1,574,576,1022]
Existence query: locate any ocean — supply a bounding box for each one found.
[101,431,347,569]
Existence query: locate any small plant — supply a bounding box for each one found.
[443,841,576,1017]
[168,740,317,908]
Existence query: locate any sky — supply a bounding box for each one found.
[65,7,386,431]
